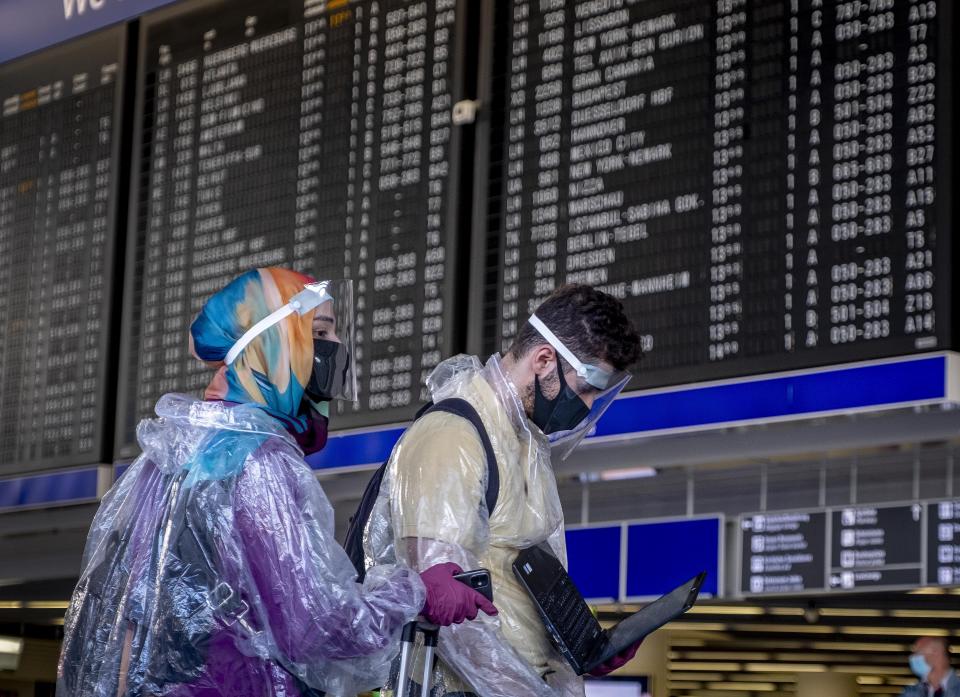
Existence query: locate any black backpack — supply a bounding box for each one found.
[343,398,500,581]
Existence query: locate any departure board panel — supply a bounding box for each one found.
[117,0,465,454]
[484,0,952,389]
[0,30,124,473]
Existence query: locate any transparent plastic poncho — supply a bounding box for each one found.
[364,354,584,697]
[58,394,425,697]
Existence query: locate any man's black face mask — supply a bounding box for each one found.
[305,339,350,402]
[531,362,589,435]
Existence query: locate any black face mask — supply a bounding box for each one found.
[305,339,350,402]
[531,362,590,435]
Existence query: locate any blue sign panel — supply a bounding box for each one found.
[0,468,99,512]
[566,526,622,602]
[0,0,180,63]
[305,426,405,472]
[595,355,946,438]
[625,517,721,600]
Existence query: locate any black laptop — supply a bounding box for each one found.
[513,543,706,675]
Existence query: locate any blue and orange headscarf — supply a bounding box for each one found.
[190,268,318,434]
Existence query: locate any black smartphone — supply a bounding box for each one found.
[453,568,494,603]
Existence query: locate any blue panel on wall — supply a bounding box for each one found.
[0,468,99,512]
[566,526,621,602]
[596,356,945,438]
[625,518,721,599]
[305,427,405,471]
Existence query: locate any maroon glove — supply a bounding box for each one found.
[588,639,642,677]
[419,562,498,626]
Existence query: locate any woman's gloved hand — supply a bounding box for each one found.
[419,562,498,626]
[588,639,642,677]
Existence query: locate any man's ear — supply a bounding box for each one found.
[530,344,557,379]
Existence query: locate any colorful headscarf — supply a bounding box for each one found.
[190,268,317,433]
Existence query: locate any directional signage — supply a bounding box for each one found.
[740,511,827,595]
[742,500,960,596]
[927,500,960,587]
[829,504,924,591]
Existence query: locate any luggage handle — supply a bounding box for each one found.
[396,620,440,697]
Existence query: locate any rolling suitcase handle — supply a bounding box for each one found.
[396,620,440,697]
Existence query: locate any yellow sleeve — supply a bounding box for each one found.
[390,412,489,555]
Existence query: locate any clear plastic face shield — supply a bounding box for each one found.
[225,279,358,402]
[528,314,631,460]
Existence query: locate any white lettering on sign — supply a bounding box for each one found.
[63,0,106,20]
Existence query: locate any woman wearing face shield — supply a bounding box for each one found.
[57,268,494,697]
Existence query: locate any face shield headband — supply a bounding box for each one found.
[527,314,631,458]
[225,281,334,367]
[224,280,357,402]
[527,315,620,390]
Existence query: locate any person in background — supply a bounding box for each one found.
[57,268,493,697]
[903,636,960,697]
[363,285,644,697]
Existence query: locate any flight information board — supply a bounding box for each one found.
[0,29,124,473]
[117,0,466,455]
[483,0,952,389]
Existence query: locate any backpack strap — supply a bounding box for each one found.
[344,398,501,583]
[342,460,390,580]
[418,398,500,516]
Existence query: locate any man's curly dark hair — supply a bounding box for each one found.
[508,285,642,373]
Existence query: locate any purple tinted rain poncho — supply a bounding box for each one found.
[57,269,425,696]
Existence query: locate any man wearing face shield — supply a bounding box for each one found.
[363,285,644,697]
[58,268,493,697]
